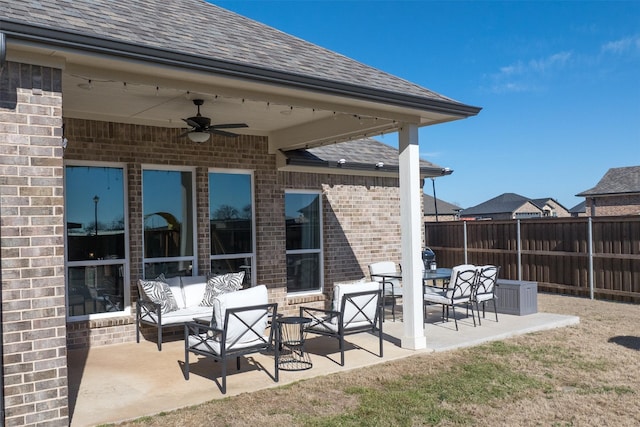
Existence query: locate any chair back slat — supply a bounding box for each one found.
[213,285,271,349]
[446,265,477,299]
[341,290,381,328]
[224,305,273,351]
[475,265,500,295]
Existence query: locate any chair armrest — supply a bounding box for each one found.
[300,306,340,326]
[137,297,160,314]
[423,284,445,293]
[184,321,224,339]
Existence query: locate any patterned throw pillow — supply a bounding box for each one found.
[138,274,179,314]
[200,271,245,307]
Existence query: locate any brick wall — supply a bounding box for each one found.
[586,195,640,217]
[63,118,407,325]
[1,62,68,426]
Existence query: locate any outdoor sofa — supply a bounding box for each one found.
[136,272,244,350]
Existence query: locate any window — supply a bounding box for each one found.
[209,171,255,287]
[142,168,196,278]
[285,191,323,293]
[65,164,128,318]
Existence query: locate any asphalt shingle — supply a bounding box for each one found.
[1,0,460,104]
[576,166,640,196]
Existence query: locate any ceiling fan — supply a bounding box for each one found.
[179,99,248,142]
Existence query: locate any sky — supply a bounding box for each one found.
[214,0,640,210]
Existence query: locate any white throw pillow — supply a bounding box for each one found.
[138,274,179,314]
[200,271,245,307]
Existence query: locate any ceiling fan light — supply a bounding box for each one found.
[187,131,210,143]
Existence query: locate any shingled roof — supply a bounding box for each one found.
[0,0,477,115]
[423,194,462,215]
[576,166,640,196]
[283,138,453,177]
[461,193,531,216]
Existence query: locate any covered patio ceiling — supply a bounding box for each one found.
[51,51,471,154]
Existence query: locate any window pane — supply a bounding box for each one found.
[143,170,194,258]
[211,257,252,288]
[68,264,125,316]
[65,166,125,261]
[285,193,320,250]
[209,173,253,255]
[286,253,320,292]
[144,261,193,279]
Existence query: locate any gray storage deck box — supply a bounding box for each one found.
[495,279,538,315]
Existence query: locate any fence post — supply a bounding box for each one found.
[463,220,468,264]
[588,217,594,299]
[517,219,522,281]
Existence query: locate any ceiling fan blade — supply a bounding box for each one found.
[178,129,191,138]
[209,128,240,138]
[183,118,200,128]
[211,123,248,129]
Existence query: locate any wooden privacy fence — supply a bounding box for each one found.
[424,217,640,303]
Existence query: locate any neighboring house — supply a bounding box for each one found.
[460,193,570,220]
[0,1,480,424]
[423,194,463,222]
[569,201,587,217]
[576,166,640,217]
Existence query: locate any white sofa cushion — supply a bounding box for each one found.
[212,285,268,347]
[165,276,184,308]
[179,275,208,308]
[151,305,212,325]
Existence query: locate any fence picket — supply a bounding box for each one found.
[425,216,640,302]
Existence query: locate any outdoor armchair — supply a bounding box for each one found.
[183,285,278,394]
[473,265,501,325]
[423,264,478,331]
[300,281,383,366]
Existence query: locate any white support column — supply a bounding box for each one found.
[399,124,426,350]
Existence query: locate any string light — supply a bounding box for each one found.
[71,77,404,140]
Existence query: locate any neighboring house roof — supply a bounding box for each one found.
[283,138,453,178]
[461,193,531,216]
[569,201,586,214]
[461,193,569,218]
[576,166,640,197]
[0,0,478,117]
[423,194,462,216]
[530,197,569,212]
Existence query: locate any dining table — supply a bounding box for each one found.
[370,267,453,321]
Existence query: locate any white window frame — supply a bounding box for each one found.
[285,189,324,295]
[208,168,257,286]
[64,160,131,321]
[141,164,198,278]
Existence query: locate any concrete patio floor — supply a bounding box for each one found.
[68,307,579,426]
